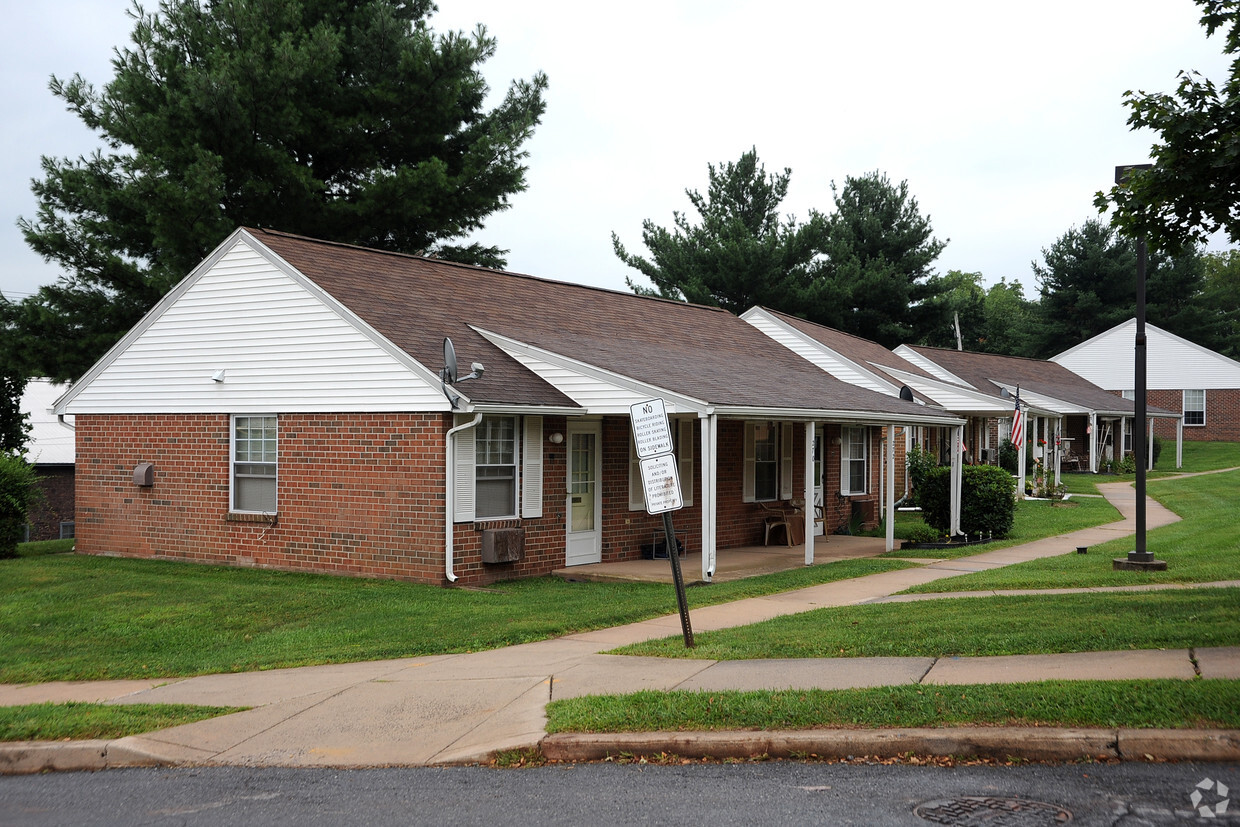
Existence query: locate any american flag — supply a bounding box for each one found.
[1011,391,1024,449]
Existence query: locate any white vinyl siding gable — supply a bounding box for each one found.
[62,239,448,414]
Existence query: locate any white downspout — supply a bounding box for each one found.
[950,424,963,536]
[885,422,896,552]
[444,413,483,583]
[804,421,815,566]
[1089,413,1098,473]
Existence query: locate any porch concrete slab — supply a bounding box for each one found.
[549,655,715,701]
[1195,646,1240,679]
[0,680,166,706]
[923,649,1197,685]
[679,657,935,692]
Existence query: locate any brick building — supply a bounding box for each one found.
[1053,320,1240,444]
[54,228,962,586]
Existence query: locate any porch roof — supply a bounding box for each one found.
[254,229,962,425]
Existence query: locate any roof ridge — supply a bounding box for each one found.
[246,226,734,316]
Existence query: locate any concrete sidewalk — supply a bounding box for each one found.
[3,481,1239,773]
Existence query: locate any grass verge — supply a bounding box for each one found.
[545,680,1240,733]
[0,702,244,742]
[614,589,1240,660]
[880,495,1121,560]
[0,554,912,684]
[901,467,1240,593]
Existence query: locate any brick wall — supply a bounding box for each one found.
[76,412,893,586]
[28,465,75,541]
[1136,389,1240,443]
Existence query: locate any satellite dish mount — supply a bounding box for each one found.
[440,337,484,409]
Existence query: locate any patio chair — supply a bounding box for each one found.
[759,501,801,546]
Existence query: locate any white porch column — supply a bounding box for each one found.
[904,426,913,496]
[885,422,896,552]
[1148,417,1155,471]
[804,422,815,566]
[1176,418,1184,468]
[1016,421,1027,499]
[950,424,963,536]
[700,413,718,581]
[1054,418,1063,487]
[1089,413,1098,473]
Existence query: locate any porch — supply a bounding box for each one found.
[551,534,889,586]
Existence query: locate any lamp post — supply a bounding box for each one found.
[1114,164,1164,570]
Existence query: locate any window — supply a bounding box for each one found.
[841,426,868,495]
[232,415,277,512]
[1121,389,1135,400]
[59,521,75,540]
[1183,389,1205,426]
[629,419,694,510]
[752,422,779,502]
[475,416,518,519]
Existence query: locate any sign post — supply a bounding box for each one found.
[630,399,694,648]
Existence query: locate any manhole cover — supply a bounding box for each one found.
[914,796,1072,826]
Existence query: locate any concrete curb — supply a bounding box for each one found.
[540,728,1240,764]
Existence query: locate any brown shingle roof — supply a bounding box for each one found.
[902,345,1141,414]
[251,229,958,421]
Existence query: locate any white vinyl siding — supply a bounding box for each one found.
[232,415,277,513]
[840,426,868,495]
[63,239,447,414]
[1184,390,1206,426]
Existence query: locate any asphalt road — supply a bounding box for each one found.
[2,762,1238,826]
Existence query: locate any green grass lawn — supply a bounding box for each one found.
[546,680,1240,733]
[614,588,1240,660]
[0,702,243,742]
[0,553,914,684]
[901,467,1240,593]
[880,495,1121,560]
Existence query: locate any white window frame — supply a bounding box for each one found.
[840,426,869,496]
[474,415,520,520]
[743,422,793,503]
[1183,389,1205,426]
[452,414,542,523]
[231,414,278,513]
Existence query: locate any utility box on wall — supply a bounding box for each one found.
[480,527,525,564]
[133,463,155,487]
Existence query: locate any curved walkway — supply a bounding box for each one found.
[3,480,1238,772]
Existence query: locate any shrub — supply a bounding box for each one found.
[997,438,1018,473]
[905,445,939,508]
[902,522,942,545]
[919,464,1017,539]
[1117,453,1137,474]
[0,453,40,559]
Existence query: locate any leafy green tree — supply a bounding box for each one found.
[9,0,547,382]
[1095,0,1240,252]
[1031,218,1216,357]
[979,278,1037,356]
[612,148,827,314]
[1202,249,1240,357]
[917,270,986,350]
[803,171,948,349]
[0,371,29,457]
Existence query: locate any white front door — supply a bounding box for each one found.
[565,421,602,566]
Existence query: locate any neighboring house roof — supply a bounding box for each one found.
[742,308,1020,416]
[1051,319,1240,391]
[21,379,74,465]
[56,228,961,426]
[896,344,1169,418]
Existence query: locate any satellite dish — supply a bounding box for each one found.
[899,385,914,402]
[442,337,458,384]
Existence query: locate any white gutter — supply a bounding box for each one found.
[444,412,483,583]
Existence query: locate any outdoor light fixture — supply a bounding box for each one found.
[548,432,564,444]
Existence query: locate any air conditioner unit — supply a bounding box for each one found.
[481,527,525,564]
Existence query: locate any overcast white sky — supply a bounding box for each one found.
[1,0,1232,305]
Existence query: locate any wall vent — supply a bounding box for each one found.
[481,527,525,564]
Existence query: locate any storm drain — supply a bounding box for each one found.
[914,796,1071,826]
